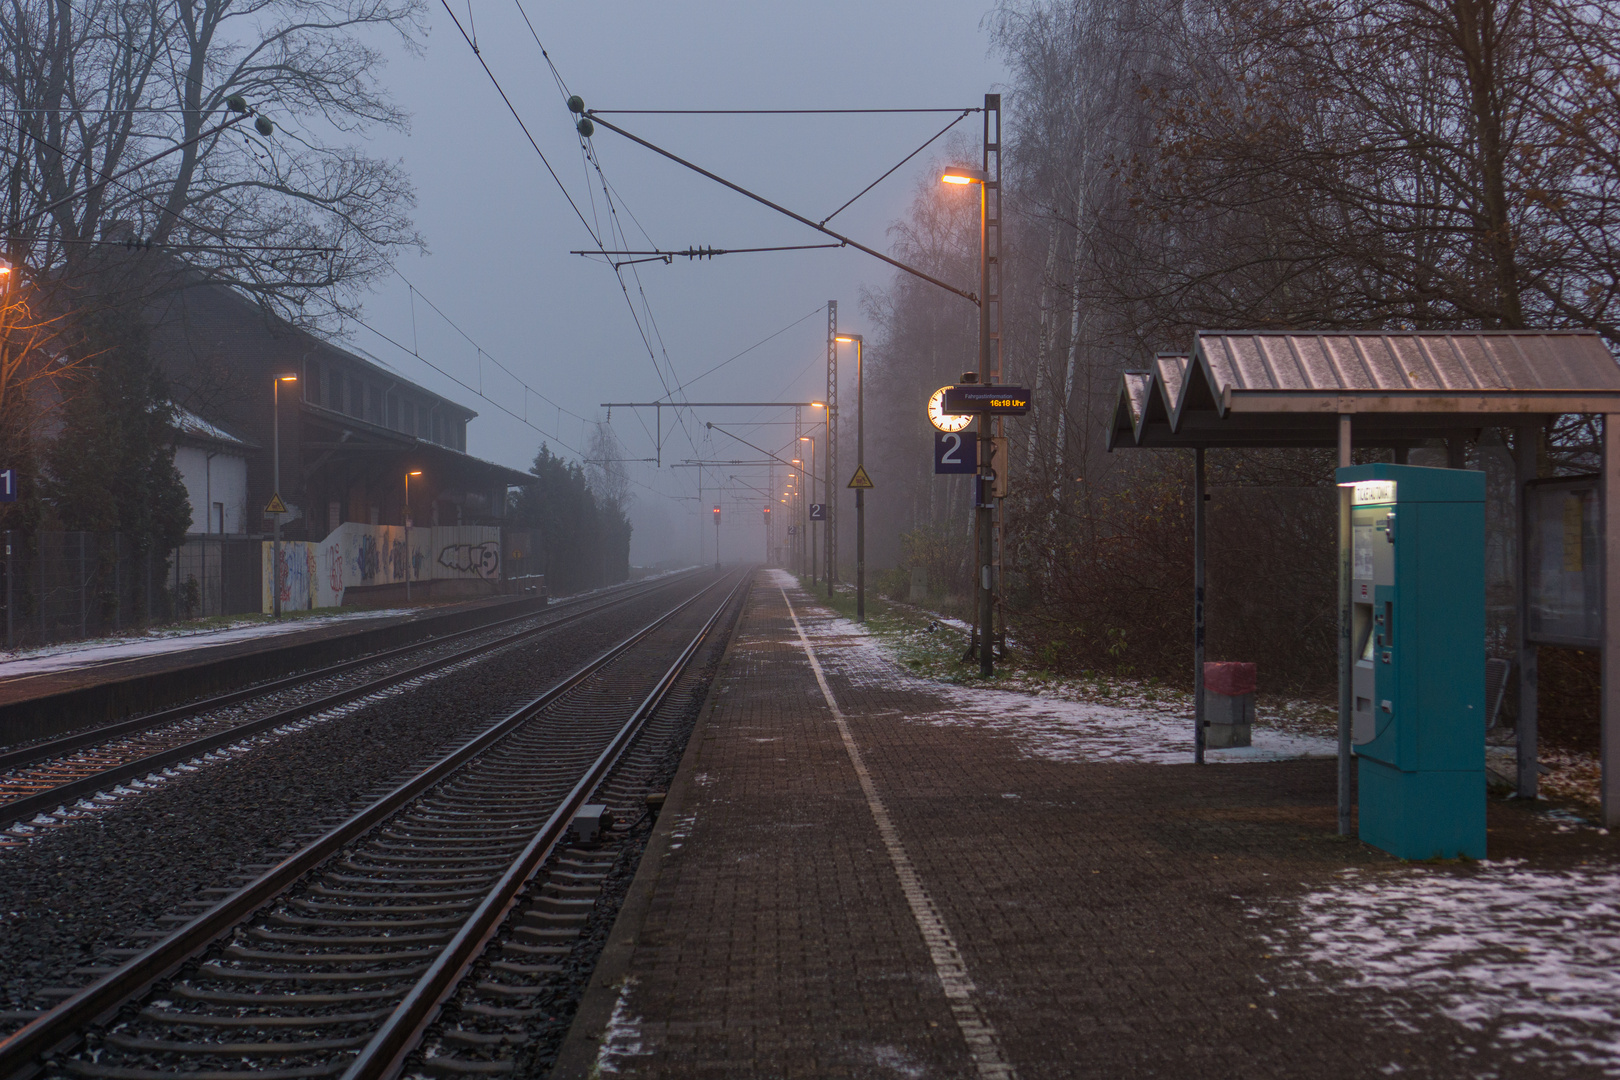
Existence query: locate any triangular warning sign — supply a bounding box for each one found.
[847,465,874,489]
[264,492,288,514]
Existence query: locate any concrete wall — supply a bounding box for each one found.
[175,445,249,534]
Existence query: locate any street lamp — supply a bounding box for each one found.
[835,333,866,623]
[405,470,422,602]
[271,374,298,619]
[800,435,817,583]
[941,164,995,676]
[791,458,804,576]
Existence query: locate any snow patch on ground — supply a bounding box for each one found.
[0,609,412,678]
[596,977,652,1073]
[1258,862,1620,1074]
[770,571,1334,765]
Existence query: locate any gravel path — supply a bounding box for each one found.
[0,574,717,1024]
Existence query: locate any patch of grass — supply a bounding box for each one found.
[788,572,1337,735]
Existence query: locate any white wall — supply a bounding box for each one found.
[175,445,249,534]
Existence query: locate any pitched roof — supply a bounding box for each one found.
[1110,330,1620,449]
[170,403,255,450]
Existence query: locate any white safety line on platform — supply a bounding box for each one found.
[780,585,1018,1080]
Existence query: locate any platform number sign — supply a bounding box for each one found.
[934,431,977,475]
[808,503,826,521]
[0,468,16,503]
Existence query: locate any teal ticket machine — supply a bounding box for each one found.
[1338,463,1486,860]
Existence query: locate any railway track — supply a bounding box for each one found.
[0,573,701,836]
[0,568,748,1080]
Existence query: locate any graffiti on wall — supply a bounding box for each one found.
[437,541,500,580]
[264,524,504,612]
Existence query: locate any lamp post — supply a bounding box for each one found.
[405,470,422,602]
[800,435,816,584]
[789,463,803,575]
[713,504,721,570]
[942,165,995,677]
[835,334,865,623]
[271,374,298,619]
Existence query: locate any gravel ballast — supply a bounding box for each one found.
[0,574,718,1024]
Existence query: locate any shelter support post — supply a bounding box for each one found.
[1447,432,1469,469]
[1193,446,1206,765]
[1517,422,1540,799]
[1605,415,1620,826]
[1338,413,1353,835]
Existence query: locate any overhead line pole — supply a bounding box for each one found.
[827,301,838,596]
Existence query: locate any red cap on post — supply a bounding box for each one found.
[1204,662,1257,697]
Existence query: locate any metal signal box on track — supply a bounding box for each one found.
[1338,463,1486,860]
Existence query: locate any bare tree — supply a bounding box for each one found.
[0,0,425,324]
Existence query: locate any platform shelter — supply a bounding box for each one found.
[1106,329,1620,827]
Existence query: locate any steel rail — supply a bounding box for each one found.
[0,572,701,829]
[0,573,690,775]
[0,570,739,1080]
[344,570,749,1079]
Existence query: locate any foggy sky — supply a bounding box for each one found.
[349,0,1007,566]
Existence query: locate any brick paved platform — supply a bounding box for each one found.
[555,572,1616,1080]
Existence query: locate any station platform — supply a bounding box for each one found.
[0,592,543,746]
[556,571,1616,1080]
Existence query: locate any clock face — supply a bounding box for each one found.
[928,386,974,432]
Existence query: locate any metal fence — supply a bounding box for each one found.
[171,535,264,620]
[1,531,172,649]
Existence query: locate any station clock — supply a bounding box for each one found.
[927,386,974,433]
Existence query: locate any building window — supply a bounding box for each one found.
[370,386,383,424]
[348,377,363,418]
[387,393,399,430]
[431,411,442,445]
[456,419,466,451]
[305,360,322,405]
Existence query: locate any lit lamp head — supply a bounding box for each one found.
[834,334,862,345]
[809,401,825,409]
[408,470,422,477]
[279,374,298,382]
[941,165,987,186]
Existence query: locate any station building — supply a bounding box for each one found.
[150,267,531,544]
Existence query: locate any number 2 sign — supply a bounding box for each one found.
[934,431,977,475]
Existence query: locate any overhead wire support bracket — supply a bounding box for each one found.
[601,400,825,468]
[572,243,845,267]
[584,111,979,305]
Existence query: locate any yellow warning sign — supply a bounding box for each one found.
[264,492,288,514]
[847,464,874,489]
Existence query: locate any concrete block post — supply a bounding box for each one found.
[1204,661,1256,748]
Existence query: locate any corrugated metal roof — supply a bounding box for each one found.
[1111,328,1620,450]
[1197,330,1620,398]
[1154,354,1189,405]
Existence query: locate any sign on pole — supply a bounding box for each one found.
[264,492,288,514]
[0,469,16,503]
[808,503,826,521]
[942,385,1032,415]
[934,431,977,475]
[847,464,874,489]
